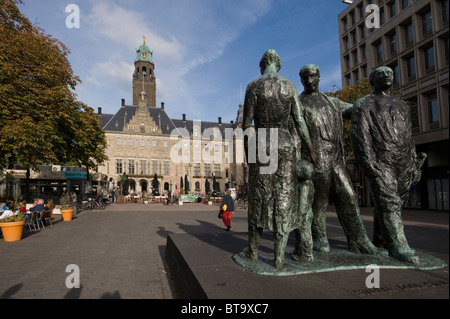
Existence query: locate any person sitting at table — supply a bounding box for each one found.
[29,198,45,218]
[42,199,55,225]
[0,201,15,220]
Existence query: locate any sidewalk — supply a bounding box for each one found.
[0,202,448,299]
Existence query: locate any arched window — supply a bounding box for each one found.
[164,182,169,191]
[195,182,200,191]
[142,66,147,78]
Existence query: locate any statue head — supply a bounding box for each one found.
[259,49,281,75]
[299,64,321,94]
[369,66,394,92]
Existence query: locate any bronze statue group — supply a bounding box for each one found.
[242,49,426,270]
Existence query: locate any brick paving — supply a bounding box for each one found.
[0,202,448,299]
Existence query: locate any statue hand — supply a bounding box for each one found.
[367,161,382,178]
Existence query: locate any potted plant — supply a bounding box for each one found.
[60,193,73,221]
[142,192,149,204]
[207,194,213,206]
[0,196,26,242]
[117,195,125,204]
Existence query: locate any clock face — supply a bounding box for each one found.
[141,51,148,58]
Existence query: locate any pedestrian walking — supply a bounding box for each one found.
[220,189,235,231]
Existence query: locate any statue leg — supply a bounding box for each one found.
[312,174,331,252]
[274,231,289,269]
[293,180,314,262]
[331,164,387,256]
[246,223,263,261]
[370,170,418,264]
[372,207,384,248]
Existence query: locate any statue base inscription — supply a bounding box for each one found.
[232,249,447,276]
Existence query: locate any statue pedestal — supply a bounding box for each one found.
[165,232,448,299]
[232,249,447,277]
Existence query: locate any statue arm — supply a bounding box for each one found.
[243,85,255,162]
[292,94,318,166]
[350,103,381,178]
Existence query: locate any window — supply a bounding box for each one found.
[358,4,364,20]
[360,25,366,39]
[163,161,170,175]
[422,10,432,34]
[443,0,449,22]
[380,9,385,25]
[343,17,348,32]
[445,37,450,64]
[194,163,201,176]
[389,1,397,18]
[405,23,414,44]
[389,33,397,55]
[151,160,158,174]
[214,164,221,176]
[116,159,123,174]
[128,159,135,174]
[361,45,367,59]
[128,138,134,146]
[402,0,409,10]
[428,93,439,124]
[424,45,435,69]
[353,50,358,64]
[407,97,420,129]
[204,163,211,176]
[390,64,399,84]
[376,42,383,61]
[116,137,122,146]
[152,140,157,148]
[407,55,416,78]
[347,75,352,86]
[140,139,145,147]
[140,160,147,175]
[351,31,357,45]
[164,140,168,148]
[344,37,349,51]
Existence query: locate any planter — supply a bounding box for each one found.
[61,208,74,222]
[0,221,25,242]
[178,201,183,206]
[117,197,124,204]
[208,201,213,206]
[144,201,149,204]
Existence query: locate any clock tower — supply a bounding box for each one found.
[133,37,156,107]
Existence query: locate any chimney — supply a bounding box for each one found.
[218,117,222,124]
[182,114,186,121]
[121,99,125,107]
[161,102,165,110]
[98,107,102,115]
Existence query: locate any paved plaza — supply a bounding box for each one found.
[0,202,448,299]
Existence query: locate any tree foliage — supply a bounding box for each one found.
[0,0,107,173]
[324,78,372,157]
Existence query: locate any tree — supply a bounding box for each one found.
[0,0,107,200]
[324,78,372,157]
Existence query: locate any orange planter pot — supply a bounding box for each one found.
[0,221,25,242]
[61,209,74,222]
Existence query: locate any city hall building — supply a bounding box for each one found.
[97,40,246,196]
[338,0,449,210]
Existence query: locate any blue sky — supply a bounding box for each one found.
[19,0,350,123]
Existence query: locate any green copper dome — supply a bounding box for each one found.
[136,37,153,62]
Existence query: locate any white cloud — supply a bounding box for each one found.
[83,0,273,119]
[86,53,134,89]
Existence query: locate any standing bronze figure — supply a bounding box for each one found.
[243,50,316,269]
[297,64,384,256]
[350,66,427,264]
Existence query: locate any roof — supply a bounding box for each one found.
[99,104,238,139]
